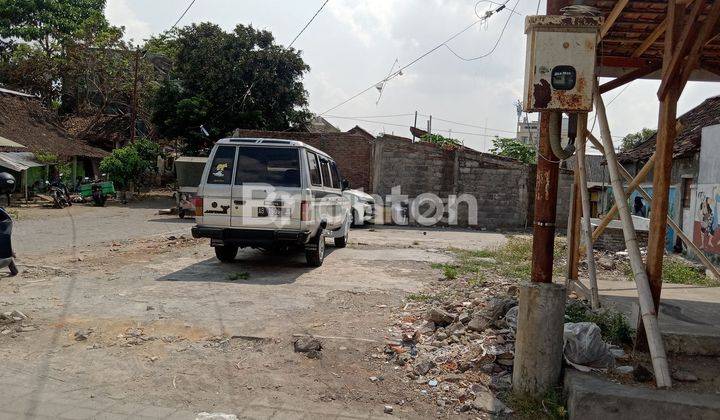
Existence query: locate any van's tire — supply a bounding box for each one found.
[305,232,325,267]
[214,245,238,263]
[334,223,349,248]
[178,209,186,219]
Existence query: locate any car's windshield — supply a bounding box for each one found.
[234,146,301,187]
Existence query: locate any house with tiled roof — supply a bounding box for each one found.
[0,87,108,199]
[618,95,720,258]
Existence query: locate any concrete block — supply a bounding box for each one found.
[564,370,720,420]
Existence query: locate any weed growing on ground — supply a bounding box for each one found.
[504,388,567,419]
[662,257,718,286]
[227,272,250,281]
[564,300,634,345]
[406,292,433,302]
[620,256,718,287]
[443,236,567,281]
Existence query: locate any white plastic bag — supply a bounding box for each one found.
[563,322,614,372]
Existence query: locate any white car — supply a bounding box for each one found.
[192,138,351,267]
[343,189,375,226]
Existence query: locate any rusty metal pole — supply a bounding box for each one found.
[130,49,140,144]
[531,112,561,283]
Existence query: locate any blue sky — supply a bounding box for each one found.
[106,0,720,152]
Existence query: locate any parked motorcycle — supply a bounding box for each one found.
[47,179,71,208]
[90,181,107,207]
[0,173,18,276]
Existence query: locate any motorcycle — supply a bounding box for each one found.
[0,173,18,276]
[90,181,107,207]
[47,178,71,208]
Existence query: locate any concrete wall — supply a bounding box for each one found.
[372,135,573,230]
[692,125,720,263]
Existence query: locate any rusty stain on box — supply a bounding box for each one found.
[523,15,603,112]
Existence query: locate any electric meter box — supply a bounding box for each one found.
[523,15,603,112]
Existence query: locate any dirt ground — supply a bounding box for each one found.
[0,196,507,418]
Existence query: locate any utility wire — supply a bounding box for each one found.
[289,0,330,47]
[319,1,510,116]
[445,0,519,61]
[170,0,198,31]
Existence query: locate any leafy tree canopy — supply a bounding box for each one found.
[490,137,536,164]
[99,138,161,190]
[149,23,311,154]
[0,0,107,57]
[420,133,461,148]
[620,128,656,151]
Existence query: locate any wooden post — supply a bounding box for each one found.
[576,113,600,309]
[641,0,684,351]
[565,172,581,285]
[594,81,671,388]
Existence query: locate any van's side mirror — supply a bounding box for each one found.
[341,179,350,190]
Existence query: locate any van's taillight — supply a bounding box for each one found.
[193,196,203,217]
[301,200,310,221]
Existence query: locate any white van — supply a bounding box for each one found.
[191,138,351,266]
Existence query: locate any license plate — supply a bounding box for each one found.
[257,207,290,217]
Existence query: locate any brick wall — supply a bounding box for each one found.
[233,130,374,191]
[594,227,649,252]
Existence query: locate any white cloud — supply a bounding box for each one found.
[105,0,153,44]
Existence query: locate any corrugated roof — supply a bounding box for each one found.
[0,92,108,159]
[0,136,26,148]
[618,95,720,162]
[0,152,44,172]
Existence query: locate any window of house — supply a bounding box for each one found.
[682,177,693,209]
[307,152,322,186]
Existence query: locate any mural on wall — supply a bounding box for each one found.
[629,186,678,252]
[693,185,720,255]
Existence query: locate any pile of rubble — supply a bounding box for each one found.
[0,310,38,335]
[379,277,521,415]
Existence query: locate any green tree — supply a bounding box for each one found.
[620,128,656,151]
[149,23,311,153]
[0,0,106,57]
[99,139,161,190]
[420,133,461,148]
[490,137,536,164]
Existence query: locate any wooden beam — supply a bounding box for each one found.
[601,0,630,39]
[700,60,720,77]
[632,17,668,58]
[678,0,720,90]
[599,64,662,93]
[600,55,655,69]
[658,0,708,99]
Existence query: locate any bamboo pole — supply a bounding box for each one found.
[594,81,671,388]
[576,113,600,309]
[587,133,720,281]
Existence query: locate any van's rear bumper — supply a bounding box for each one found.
[191,226,310,246]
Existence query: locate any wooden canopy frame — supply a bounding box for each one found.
[532,0,720,390]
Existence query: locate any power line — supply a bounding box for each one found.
[418,114,516,134]
[319,1,510,116]
[289,0,330,48]
[170,0,198,31]
[445,0,519,61]
[325,113,416,119]
[324,115,504,138]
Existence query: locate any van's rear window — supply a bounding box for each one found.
[234,147,301,187]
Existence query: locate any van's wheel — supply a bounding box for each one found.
[305,232,325,267]
[178,209,186,219]
[334,222,349,248]
[214,245,238,263]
